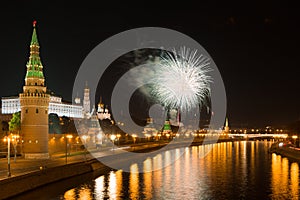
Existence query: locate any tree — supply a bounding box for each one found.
[9,112,21,134]
[8,111,21,162]
[49,113,62,134]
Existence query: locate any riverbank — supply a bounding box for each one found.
[0,159,110,199]
[269,142,300,162]
[0,138,250,199]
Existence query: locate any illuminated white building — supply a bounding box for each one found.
[1,95,83,118]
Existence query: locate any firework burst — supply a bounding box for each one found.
[150,47,212,111]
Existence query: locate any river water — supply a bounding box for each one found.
[15,141,300,199]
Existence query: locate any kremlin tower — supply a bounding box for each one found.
[224,117,230,133]
[19,21,50,159]
[83,81,91,117]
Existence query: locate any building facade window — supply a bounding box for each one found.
[36,108,38,113]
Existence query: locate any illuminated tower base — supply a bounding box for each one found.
[20,93,50,159]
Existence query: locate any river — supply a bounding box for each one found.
[14,141,299,199]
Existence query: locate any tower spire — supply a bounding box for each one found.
[83,81,91,116]
[224,117,230,133]
[25,20,44,80]
[31,20,39,46]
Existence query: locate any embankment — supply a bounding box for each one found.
[0,138,248,199]
[0,159,110,199]
[269,143,300,162]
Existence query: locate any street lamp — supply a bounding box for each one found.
[110,134,116,151]
[131,134,137,151]
[3,136,11,177]
[132,134,137,144]
[116,134,121,146]
[11,134,19,163]
[96,133,103,150]
[292,135,298,146]
[81,134,88,161]
[65,134,73,164]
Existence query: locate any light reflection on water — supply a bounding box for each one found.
[59,141,299,200]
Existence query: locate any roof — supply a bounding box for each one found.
[25,21,44,79]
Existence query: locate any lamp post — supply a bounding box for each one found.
[132,134,137,144]
[132,134,137,151]
[3,136,11,177]
[11,134,19,163]
[116,134,121,146]
[292,135,298,146]
[81,134,88,161]
[110,134,116,151]
[65,134,73,164]
[96,133,103,150]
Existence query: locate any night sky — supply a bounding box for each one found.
[0,1,299,128]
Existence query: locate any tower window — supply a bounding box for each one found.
[25,109,28,114]
[36,108,39,113]
[35,83,37,86]
[45,109,48,114]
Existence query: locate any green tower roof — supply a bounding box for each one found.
[26,21,44,79]
[30,21,39,46]
[163,120,172,131]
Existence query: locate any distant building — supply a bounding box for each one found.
[224,117,230,133]
[162,120,172,134]
[143,117,157,136]
[88,107,104,148]
[97,97,111,120]
[83,82,91,116]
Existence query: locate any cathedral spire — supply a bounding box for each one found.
[25,20,44,79]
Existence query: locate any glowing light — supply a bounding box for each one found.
[97,134,102,139]
[279,142,283,147]
[292,135,298,139]
[66,134,73,139]
[82,135,88,140]
[150,47,212,111]
[110,134,116,141]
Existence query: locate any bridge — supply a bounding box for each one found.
[227,133,288,139]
